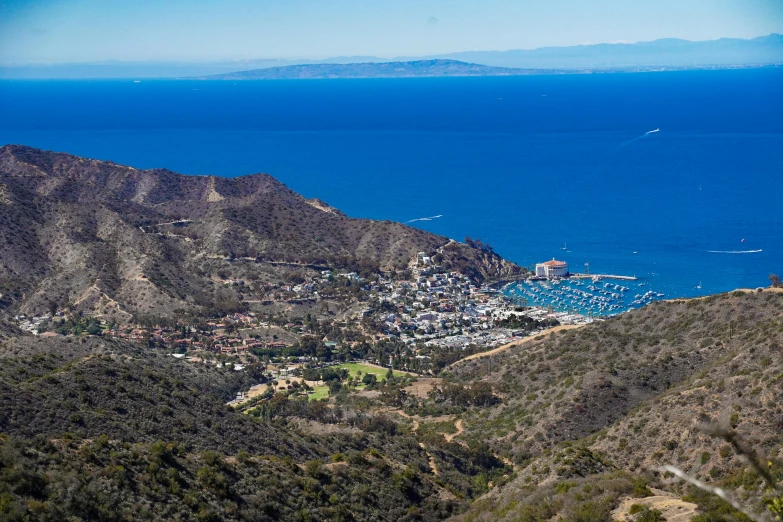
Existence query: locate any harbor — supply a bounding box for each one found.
[505,258,663,317]
[504,277,664,317]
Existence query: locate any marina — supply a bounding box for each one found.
[503,276,664,317]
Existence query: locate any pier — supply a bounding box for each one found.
[570,274,638,281]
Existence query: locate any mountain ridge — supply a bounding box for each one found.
[0,145,523,321]
[2,34,781,78]
[435,33,783,69]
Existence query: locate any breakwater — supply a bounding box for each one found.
[570,274,638,281]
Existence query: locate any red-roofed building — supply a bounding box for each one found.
[535,258,568,278]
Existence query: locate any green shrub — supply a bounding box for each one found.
[555,481,576,493]
[636,506,666,522]
[632,477,654,498]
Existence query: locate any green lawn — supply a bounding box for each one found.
[334,362,409,380]
[307,385,330,401]
[306,363,410,401]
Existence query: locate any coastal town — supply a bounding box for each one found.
[13,251,599,375]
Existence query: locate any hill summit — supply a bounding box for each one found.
[0,145,522,321]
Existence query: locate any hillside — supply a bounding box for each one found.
[0,335,493,520]
[199,59,534,80]
[1,290,780,520]
[440,290,783,521]
[0,145,523,321]
[2,146,781,522]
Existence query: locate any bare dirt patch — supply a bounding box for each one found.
[404,376,442,398]
[612,488,698,522]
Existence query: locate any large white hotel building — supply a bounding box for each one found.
[535,259,568,278]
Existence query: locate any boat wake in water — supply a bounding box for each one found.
[707,249,763,254]
[621,128,660,147]
[406,214,443,224]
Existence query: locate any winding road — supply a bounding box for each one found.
[448,324,584,367]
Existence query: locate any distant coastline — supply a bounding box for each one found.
[193,60,782,80]
[193,59,537,80]
[3,33,780,79]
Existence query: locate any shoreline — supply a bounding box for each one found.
[486,273,530,290]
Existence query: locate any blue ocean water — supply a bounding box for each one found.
[1,70,781,308]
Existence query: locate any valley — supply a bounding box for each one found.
[0,147,781,522]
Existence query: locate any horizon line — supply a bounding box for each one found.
[1,32,779,68]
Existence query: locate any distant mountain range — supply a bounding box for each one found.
[1,34,781,79]
[435,33,783,69]
[197,59,543,80]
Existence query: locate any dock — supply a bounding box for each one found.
[570,274,638,281]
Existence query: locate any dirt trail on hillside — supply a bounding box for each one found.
[612,489,697,522]
[448,324,584,367]
[392,412,518,474]
[388,409,441,475]
[422,443,439,475]
[403,413,437,474]
[444,419,464,442]
[441,418,516,470]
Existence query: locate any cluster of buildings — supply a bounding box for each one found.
[12,252,592,365]
[357,255,535,349]
[14,314,55,335]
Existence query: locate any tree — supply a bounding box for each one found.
[770,274,781,288]
[316,344,333,361]
[302,368,321,383]
[328,380,343,396]
[298,336,320,357]
[87,323,102,336]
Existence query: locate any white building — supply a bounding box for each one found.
[535,259,568,278]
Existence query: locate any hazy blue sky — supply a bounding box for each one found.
[1,0,782,64]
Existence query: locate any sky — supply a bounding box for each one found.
[1,0,782,64]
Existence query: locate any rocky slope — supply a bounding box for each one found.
[444,290,783,521]
[0,145,523,321]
